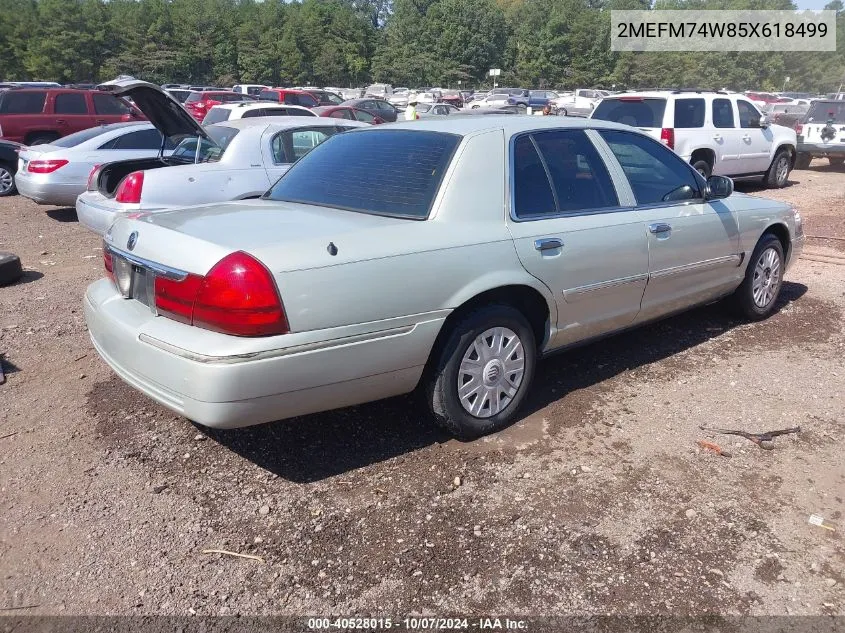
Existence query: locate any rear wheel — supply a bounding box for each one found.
[558,107,568,116]
[0,162,16,197]
[26,133,59,146]
[730,234,784,320]
[427,304,536,439]
[764,148,792,188]
[794,153,812,170]
[692,159,712,179]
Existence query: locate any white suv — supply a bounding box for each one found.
[201,102,317,126]
[591,91,797,188]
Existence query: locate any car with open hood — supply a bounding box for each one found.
[75,79,366,235]
[84,116,803,439]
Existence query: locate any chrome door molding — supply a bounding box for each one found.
[649,253,742,280]
[563,273,649,303]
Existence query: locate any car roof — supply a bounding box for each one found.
[210,102,310,112]
[211,117,368,132]
[603,90,736,99]
[361,114,637,137]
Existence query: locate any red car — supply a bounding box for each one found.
[312,105,386,124]
[258,88,319,108]
[183,90,255,121]
[0,88,143,145]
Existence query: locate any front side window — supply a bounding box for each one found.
[55,93,88,115]
[354,109,375,123]
[712,98,735,128]
[93,93,130,115]
[266,129,460,218]
[674,98,705,128]
[599,129,701,205]
[737,100,761,128]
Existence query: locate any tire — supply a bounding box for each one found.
[730,234,784,321]
[0,252,23,286]
[764,148,792,188]
[27,134,58,146]
[0,162,16,197]
[794,153,811,170]
[829,157,845,168]
[558,107,568,117]
[426,304,536,439]
[692,159,712,179]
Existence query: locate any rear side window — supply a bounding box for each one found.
[202,107,232,125]
[113,128,172,150]
[270,127,337,164]
[712,98,735,128]
[531,130,618,214]
[354,109,375,123]
[170,126,239,163]
[513,136,556,217]
[287,108,316,117]
[592,98,667,128]
[0,91,47,114]
[93,93,130,115]
[599,129,701,205]
[57,125,124,148]
[674,98,705,128]
[55,93,88,115]
[266,129,460,218]
[330,109,353,120]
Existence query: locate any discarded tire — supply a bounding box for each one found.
[0,252,23,286]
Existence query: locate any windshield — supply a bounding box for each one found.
[170,126,239,163]
[806,101,845,123]
[265,129,460,218]
[592,98,667,128]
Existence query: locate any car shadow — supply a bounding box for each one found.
[46,207,77,222]
[205,282,807,483]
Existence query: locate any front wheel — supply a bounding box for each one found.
[730,234,785,320]
[764,148,792,188]
[427,305,537,439]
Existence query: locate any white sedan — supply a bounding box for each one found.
[75,80,367,236]
[85,116,803,439]
[15,122,173,207]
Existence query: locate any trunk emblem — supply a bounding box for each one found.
[127,231,138,251]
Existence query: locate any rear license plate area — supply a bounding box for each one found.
[112,255,156,310]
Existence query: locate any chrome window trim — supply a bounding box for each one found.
[105,245,188,281]
[507,127,631,223]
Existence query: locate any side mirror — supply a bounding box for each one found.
[705,175,733,200]
[758,114,769,128]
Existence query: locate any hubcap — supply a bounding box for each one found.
[775,157,789,184]
[752,247,781,309]
[458,327,525,418]
[0,167,12,194]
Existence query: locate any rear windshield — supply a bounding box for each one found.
[265,129,460,218]
[170,126,239,163]
[202,107,231,125]
[592,98,667,128]
[806,101,845,123]
[52,123,135,147]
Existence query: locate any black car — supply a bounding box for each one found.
[0,139,21,196]
[340,98,399,123]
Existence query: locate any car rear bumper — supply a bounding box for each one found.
[14,175,82,206]
[796,141,845,156]
[76,193,139,236]
[84,278,444,429]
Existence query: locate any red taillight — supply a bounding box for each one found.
[115,171,144,204]
[795,123,803,134]
[86,164,101,191]
[660,127,675,149]
[193,101,207,109]
[154,252,289,337]
[103,244,114,281]
[27,159,68,173]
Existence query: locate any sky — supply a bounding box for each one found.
[793,0,833,8]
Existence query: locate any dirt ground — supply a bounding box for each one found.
[0,160,843,620]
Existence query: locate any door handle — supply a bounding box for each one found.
[55,119,66,124]
[712,134,722,141]
[648,223,672,235]
[742,135,751,141]
[534,237,563,251]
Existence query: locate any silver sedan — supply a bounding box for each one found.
[84,116,804,439]
[15,122,172,207]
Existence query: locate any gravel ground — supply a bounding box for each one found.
[0,160,843,618]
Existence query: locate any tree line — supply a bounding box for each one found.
[1,0,843,93]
